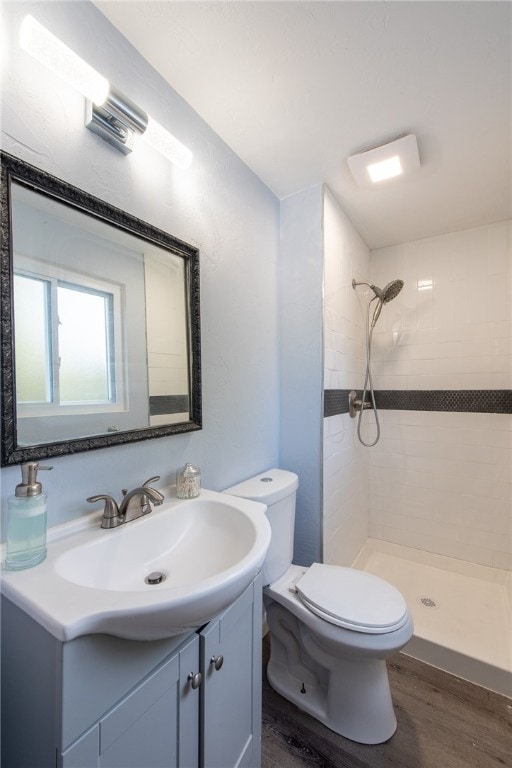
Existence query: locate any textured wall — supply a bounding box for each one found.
[1,1,280,526]
[369,221,512,568]
[322,188,371,566]
[279,185,324,566]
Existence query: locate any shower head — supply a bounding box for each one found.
[380,279,404,303]
[352,278,404,303]
[352,277,404,327]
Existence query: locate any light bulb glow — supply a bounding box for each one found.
[143,116,193,170]
[367,155,402,183]
[20,15,193,169]
[20,15,109,106]
[348,134,420,188]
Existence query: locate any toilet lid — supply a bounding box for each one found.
[295,563,408,634]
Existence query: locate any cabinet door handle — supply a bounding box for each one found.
[187,671,202,689]
[210,654,224,671]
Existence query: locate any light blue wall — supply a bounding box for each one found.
[1,0,280,527]
[279,186,324,566]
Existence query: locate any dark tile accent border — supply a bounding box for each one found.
[324,389,353,417]
[375,389,512,413]
[324,389,512,417]
[149,394,189,416]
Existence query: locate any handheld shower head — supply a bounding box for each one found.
[351,276,404,447]
[352,278,403,303]
[381,279,404,303]
[352,277,404,327]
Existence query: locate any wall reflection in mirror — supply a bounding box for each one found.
[1,153,201,465]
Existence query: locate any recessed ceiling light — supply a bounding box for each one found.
[347,134,420,187]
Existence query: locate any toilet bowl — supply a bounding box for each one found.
[224,469,413,745]
[265,564,413,743]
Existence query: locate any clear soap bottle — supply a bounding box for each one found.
[4,462,53,570]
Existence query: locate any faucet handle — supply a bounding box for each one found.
[142,476,160,487]
[140,477,164,513]
[122,478,160,496]
[87,494,122,528]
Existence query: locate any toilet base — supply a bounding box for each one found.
[266,655,397,745]
[266,602,398,744]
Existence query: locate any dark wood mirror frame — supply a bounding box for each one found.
[0,152,202,465]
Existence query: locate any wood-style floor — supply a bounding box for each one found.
[261,638,512,768]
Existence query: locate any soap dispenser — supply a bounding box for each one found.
[4,462,52,570]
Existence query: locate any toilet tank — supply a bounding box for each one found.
[223,469,298,585]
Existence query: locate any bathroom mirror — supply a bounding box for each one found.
[0,152,201,465]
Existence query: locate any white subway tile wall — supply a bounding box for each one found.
[323,189,371,565]
[369,221,512,569]
[370,221,512,390]
[323,414,369,566]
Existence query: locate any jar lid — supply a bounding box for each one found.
[180,463,200,477]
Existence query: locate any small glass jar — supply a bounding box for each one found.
[176,463,201,499]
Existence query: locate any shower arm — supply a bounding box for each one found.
[351,278,385,300]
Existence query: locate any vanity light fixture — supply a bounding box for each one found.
[19,15,193,169]
[347,134,420,187]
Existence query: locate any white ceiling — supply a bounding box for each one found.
[93,1,511,249]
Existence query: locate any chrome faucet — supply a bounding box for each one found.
[87,476,165,529]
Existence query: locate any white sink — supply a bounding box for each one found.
[1,489,270,642]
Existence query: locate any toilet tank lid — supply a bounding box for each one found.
[223,468,298,505]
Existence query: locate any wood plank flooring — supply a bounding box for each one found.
[261,638,512,768]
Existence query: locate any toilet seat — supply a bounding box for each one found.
[295,563,409,634]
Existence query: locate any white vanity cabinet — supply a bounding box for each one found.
[1,575,262,768]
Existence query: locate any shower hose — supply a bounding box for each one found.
[357,297,381,447]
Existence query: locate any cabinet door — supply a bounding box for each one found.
[60,633,200,768]
[99,651,179,768]
[200,575,262,768]
[178,631,201,768]
[61,726,99,768]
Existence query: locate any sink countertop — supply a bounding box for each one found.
[1,489,270,642]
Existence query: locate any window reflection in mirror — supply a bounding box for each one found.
[15,264,121,408]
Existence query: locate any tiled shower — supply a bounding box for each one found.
[323,186,511,694]
[369,223,511,569]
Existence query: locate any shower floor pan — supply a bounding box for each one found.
[353,539,512,698]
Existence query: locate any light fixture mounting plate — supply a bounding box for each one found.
[85,86,148,155]
[86,101,134,154]
[347,134,420,187]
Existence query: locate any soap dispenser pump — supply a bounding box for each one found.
[4,462,52,570]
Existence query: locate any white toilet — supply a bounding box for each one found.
[224,468,413,745]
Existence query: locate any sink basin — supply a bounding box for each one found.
[1,489,271,642]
